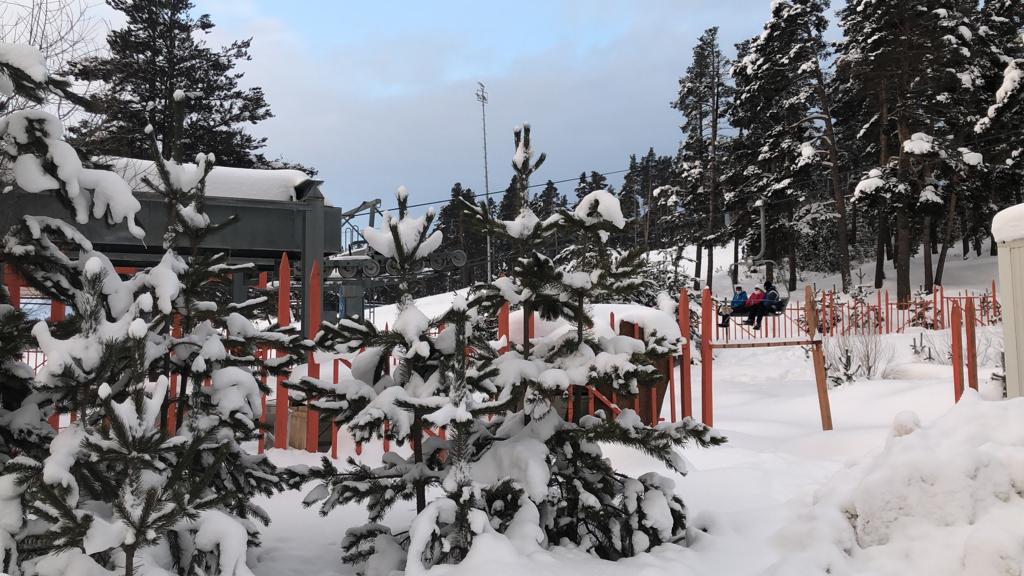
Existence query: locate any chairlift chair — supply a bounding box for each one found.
[715,200,790,321]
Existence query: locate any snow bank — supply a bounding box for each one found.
[771,392,1024,576]
[105,157,309,202]
[992,203,1024,243]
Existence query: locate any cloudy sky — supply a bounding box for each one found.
[117,1,845,212]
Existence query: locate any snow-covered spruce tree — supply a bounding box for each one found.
[0,45,306,574]
[133,117,311,572]
[0,283,47,466]
[463,125,725,560]
[286,187,506,574]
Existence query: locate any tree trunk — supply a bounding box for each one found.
[850,200,858,246]
[874,81,890,290]
[412,413,426,512]
[522,304,532,358]
[788,233,798,292]
[731,235,739,286]
[124,547,135,576]
[812,74,852,292]
[922,214,933,293]
[705,245,714,289]
[961,209,970,256]
[692,243,703,291]
[934,187,958,286]
[896,211,911,303]
[874,212,887,289]
[706,49,721,291]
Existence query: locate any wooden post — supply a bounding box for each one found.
[965,298,978,391]
[951,302,964,402]
[274,254,291,449]
[932,289,939,328]
[610,311,616,330]
[679,288,693,418]
[306,260,322,453]
[528,311,535,340]
[700,287,713,427]
[805,286,833,431]
[497,302,510,354]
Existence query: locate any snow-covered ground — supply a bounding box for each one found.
[251,279,1018,576]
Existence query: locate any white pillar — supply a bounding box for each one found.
[997,237,1024,398]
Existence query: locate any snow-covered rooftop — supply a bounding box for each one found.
[102,157,311,203]
[992,203,1024,243]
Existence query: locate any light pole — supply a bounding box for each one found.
[476,82,492,282]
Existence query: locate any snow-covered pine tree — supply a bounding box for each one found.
[738,0,853,290]
[0,283,45,466]
[461,125,725,560]
[0,44,307,574]
[286,186,506,574]
[672,27,733,290]
[66,0,311,173]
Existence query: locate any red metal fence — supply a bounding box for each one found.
[711,282,999,342]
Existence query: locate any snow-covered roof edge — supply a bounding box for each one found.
[99,157,312,203]
[992,203,1024,244]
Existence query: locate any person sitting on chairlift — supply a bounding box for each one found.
[748,282,780,330]
[719,285,748,327]
[744,287,765,327]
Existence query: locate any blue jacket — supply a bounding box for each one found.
[731,291,748,309]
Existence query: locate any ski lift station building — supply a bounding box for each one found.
[0,158,343,336]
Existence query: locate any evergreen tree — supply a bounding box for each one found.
[461,125,724,560]
[67,0,300,170]
[0,46,306,574]
[434,182,481,288]
[739,0,853,291]
[673,27,733,290]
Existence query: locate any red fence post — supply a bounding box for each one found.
[965,298,978,391]
[498,302,510,354]
[4,264,20,309]
[951,302,964,402]
[940,285,946,328]
[331,358,340,458]
[306,260,322,453]
[46,300,65,430]
[700,287,714,427]
[274,254,291,449]
[168,314,182,433]
[678,288,692,419]
[256,272,269,454]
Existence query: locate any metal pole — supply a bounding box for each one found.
[476,82,493,282]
